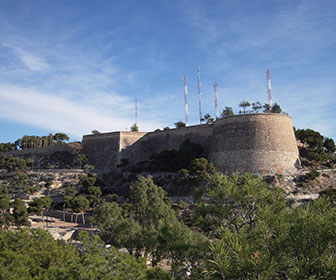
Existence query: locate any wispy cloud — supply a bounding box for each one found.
[175,0,336,139]
[0,85,163,137]
[0,29,168,138]
[15,49,49,71]
[179,0,336,67]
[0,0,335,142]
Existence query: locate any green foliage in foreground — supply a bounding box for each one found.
[2,165,336,279]
[0,229,170,280]
[91,176,207,275]
[0,196,29,227]
[90,172,336,279]
[205,197,336,279]
[196,172,336,279]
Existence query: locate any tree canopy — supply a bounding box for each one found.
[239,100,251,114]
[324,137,336,153]
[252,102,262,112]
[91,129,101,134]
[271,103,282,113]
[201,113,215,124]
[0,132,71,151]
[221,106,234,117]
[131,123,139,132]
[53,133,69,143]
[295,128,333,162]
[0,155,27,171]
[174,121,186,128]
[12,198,30,227]
[0,228,170,280]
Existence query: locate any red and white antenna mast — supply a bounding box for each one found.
[197,64,203,124]
[214,82,219,119]
[135,97,138,125]
[184,75,189,126]
[266,69,272,106]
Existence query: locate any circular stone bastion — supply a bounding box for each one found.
[208,113,300,174]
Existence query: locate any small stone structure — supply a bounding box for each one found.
[82,113,300,174]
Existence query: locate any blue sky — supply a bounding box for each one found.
[0,0,335,142]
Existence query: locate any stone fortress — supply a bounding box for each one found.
[82,113,300,174]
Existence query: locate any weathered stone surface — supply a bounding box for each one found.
[0,142,81,157]
[82,132,146,173]
[120,124,213,165]
[82,113,300,174]
[209,114,299,173]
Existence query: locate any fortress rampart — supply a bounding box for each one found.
[82,132,147,173]
[82,113,300,174]
[120,124,213,164]
[209,114,300,173]
[0,142,81,157]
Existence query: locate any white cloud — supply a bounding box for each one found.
[0,85,163,138]
[16,50,49,71]
[0,0,335,142]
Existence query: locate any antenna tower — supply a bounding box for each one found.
[197,64,203,124]
[135,97,138,125]
[184,75,189,126]
[214,82,219,119]
[266,69,272,106]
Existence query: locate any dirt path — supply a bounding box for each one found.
[29,214,96,240]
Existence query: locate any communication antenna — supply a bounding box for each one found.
[214,82,219,119]
[184,75,189,126]
[135,97,138,125]
[197,64,203,124]
[266,69,272,106]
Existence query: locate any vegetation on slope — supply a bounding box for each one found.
[295,128,336,168]
[0,229,171,280]
[0,132,70,152]
[128,139,204,173]
[0,125,335,279]
[3,170,336,279]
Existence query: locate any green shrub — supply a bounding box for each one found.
[306,169,320,181]
[26,185,41,195]
[0,155,27,171]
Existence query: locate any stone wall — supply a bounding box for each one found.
[82,132,147,173]
[120,132,148,150]
[81,114,301,174]
[0,143,80,157]
[120,124,213,165]
[2,114,300,174]
[209,113,300,173]
[82,126,213,172]
[82,132,121,173]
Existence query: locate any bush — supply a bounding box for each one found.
[295,128,333,163]
[319,188,336,204]
[45,180,53,189]
[146,267,172,279]
[0,229,150,279]
[0,155,27,171]
[26,185,41,195]
[306,169,320,181]
[49,151,75,168]
[75,154,88,168]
